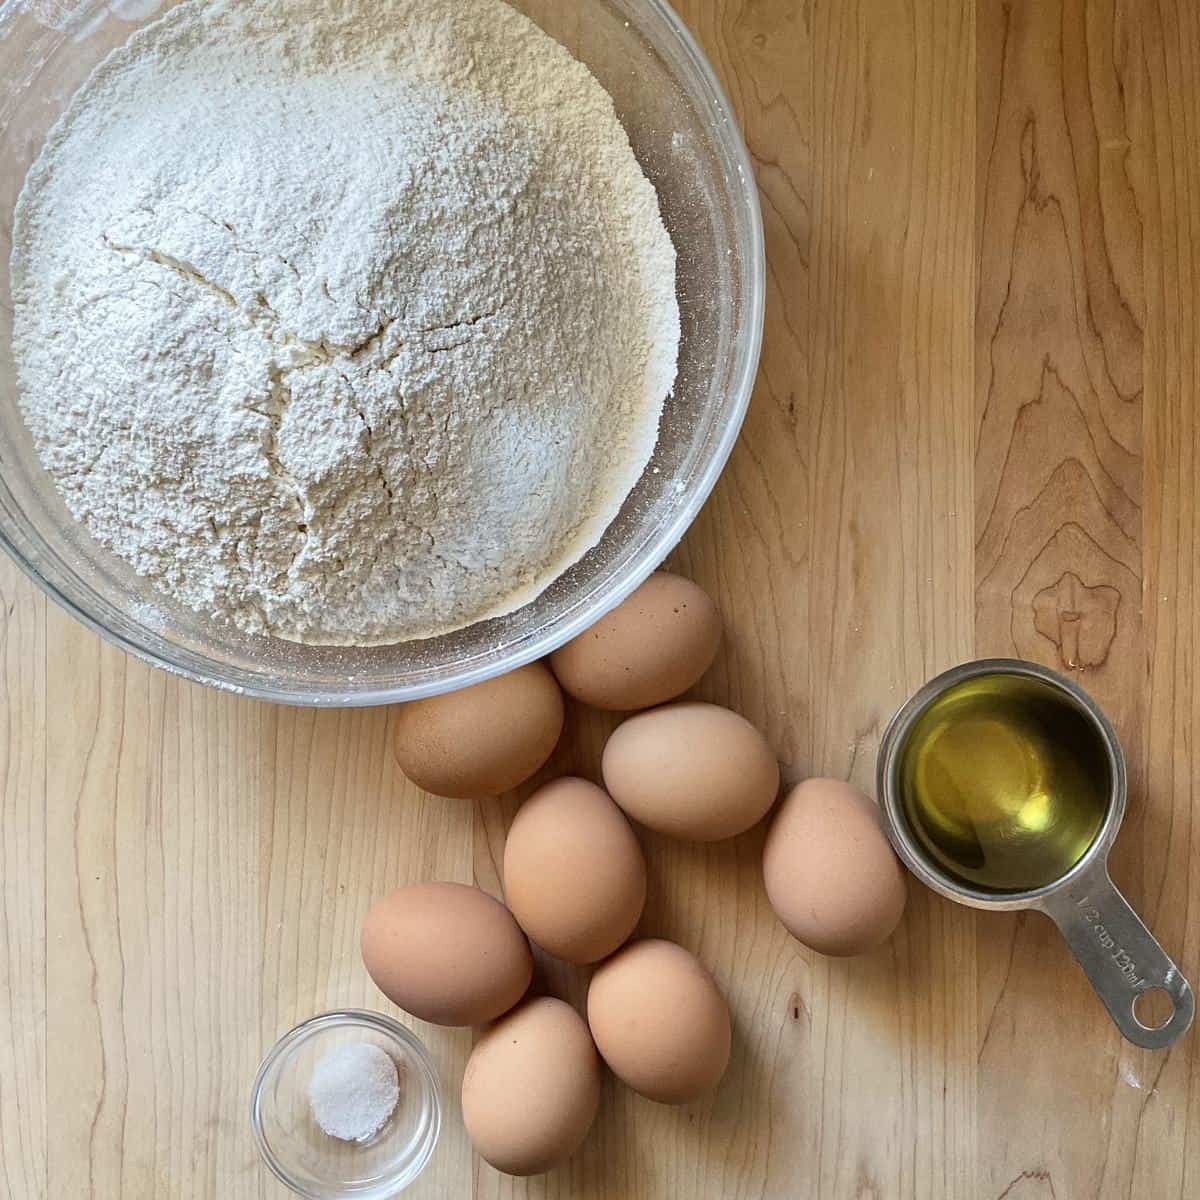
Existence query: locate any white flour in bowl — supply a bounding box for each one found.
[11,0,679,645]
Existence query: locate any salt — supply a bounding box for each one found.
[308,1042,400,1143]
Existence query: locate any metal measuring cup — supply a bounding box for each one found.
[877,657,1194,1049]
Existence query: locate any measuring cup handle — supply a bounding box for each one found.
[1039,865,1194,1049]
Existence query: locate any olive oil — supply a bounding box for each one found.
[896,673,1110,893]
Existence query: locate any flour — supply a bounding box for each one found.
[12,0,679,644]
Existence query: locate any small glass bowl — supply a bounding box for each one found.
[250,1010,442,1199]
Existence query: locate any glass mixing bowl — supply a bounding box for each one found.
[0,0,764,705]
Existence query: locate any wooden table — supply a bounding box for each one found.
[2,1,1198,1196]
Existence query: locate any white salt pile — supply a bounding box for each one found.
[308,1041,400,1143]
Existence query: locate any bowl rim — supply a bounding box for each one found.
[0,0,766,707]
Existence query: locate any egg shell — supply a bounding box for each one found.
[601,701,780,841]
[549,572,722,711]
[392,663,564,798]
[762,779,908,956]
[361,882,532,1026]
[586,938,731,1104]
[503,777,646,964]
[462,996,601,1176]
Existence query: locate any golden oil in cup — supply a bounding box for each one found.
[895,672,1109,894]
[879,658,1194,1049]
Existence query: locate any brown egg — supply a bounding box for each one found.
[361,882,532,1026]
[549,571,722,711]
[392,663,564,798]
[601,701,780,841]
[586,938,730,1104]
[763,779,908,956]
[462,997,601,1176]
[503,777,646,964]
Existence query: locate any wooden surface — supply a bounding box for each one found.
[2,0,1199,1196]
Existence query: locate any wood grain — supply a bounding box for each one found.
[1126,1,1200,1194]
[0,561,45,1200]
[1,1,1198,1197]
[975,2,1148,1195]
[975,3,1199,1197]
